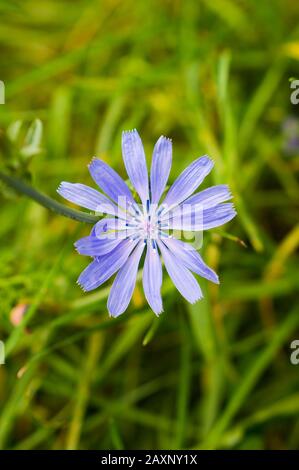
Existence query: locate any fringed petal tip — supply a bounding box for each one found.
[87,158,99,176]
[108,308,128,318]
[108,309,118,318]
[87,156,97,169]
[108,307,123,318]
[122,128,138,135]
[189,294,203,305]
[222,202,237,218]
[159,135,172,142]
[56,181,69,195]
[76,280,94,293]
[76,279,86,292]
[230,205,237,218]
[220,184,233,201]
[153,306,164,317]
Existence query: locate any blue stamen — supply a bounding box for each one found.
[157,205,165,216]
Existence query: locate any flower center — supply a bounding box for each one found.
[125,200,160,243]
[138,210,158,241]
[123,200,169,246]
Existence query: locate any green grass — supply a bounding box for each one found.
[1,0,299,450]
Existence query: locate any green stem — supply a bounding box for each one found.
[0,171,99,224]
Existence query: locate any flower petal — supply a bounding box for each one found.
[158,240,202,303]
[88,158,134,206]
[202,203,237,230]
[184,184,232,208]
[122,130,149,206]
[77,238,138,291]
[163,237,219,284]
[57,182,116,214]
[108,242,145,317]
[142,243,163,315]
[75,236,123,256]
[162,156,214,210]
[161,185,232,222]
[164,203,236,231]
[94,218,134,239]
[150,136,172,204]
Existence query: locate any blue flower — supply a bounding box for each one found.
[58,130,236,317]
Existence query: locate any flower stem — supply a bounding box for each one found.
[0,171,99,224]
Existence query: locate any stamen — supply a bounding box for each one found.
[157,205,165,217]
[132,203,142,216]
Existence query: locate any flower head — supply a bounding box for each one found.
[58,130,236,317]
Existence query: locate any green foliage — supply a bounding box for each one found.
[0,118,43,197]
[0,0,299,450]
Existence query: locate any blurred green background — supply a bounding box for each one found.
[1,0,299,450]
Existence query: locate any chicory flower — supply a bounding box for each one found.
[58,130,236,317]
